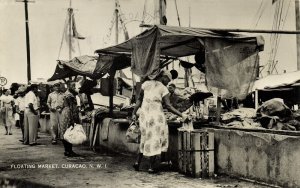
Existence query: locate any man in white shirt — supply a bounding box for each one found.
[24,84,39,146]
[47,83,62,144]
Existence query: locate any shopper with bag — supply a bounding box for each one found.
[60,81,80,157]
[132,70,188,173]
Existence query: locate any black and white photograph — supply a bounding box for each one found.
[0,0,300,187]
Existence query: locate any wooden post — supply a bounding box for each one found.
[109,70,116,117]
[296,0,300,70]
[216,89,221,124]
[255,89,259,110]
[115,0,119,45]
[18,0,33,83]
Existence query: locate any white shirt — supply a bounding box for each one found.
[25,91,38,110]
[0,95,14,108]
[16,96,26,111]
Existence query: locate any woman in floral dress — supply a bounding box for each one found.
[60,82,80,157]
[132,70,187,173]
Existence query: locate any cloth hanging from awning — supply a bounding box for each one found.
[204,38,259,100]
[131,28,161,79]
[96,25,264,86]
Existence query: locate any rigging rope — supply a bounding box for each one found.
[267,0,291,74]
[142,0,148,24]
[253,0,268,29]
[174,0,181,26]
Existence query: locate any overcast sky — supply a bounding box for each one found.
[0,0,297,87]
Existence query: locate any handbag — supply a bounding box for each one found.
[126,121,141,143]
[64,123,87,145]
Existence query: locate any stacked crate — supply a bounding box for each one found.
[178,129,214,178]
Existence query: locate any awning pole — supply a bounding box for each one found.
[139,24,300,34]
[216,89,221,125]
[255,89,259,110]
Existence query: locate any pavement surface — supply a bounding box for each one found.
[0,123,272,188]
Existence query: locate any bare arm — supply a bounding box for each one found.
[47,95,54,112]
[163,93,183,117]
[132,90,144,118]
[29,103,37,115]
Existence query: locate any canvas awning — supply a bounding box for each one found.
[95,25,264,57]
[95,25,265,100]
[48,54,131,81]
[252,70,300,91]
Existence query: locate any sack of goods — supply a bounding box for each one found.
[126,121,141,143]
[64,124,87,145]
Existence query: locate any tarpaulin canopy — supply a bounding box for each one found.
[48,54,130,81]
[96,25,264,99]
[252,70,300,91]
[95,25,264,57]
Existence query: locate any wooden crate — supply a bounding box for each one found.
[178,129,214,178]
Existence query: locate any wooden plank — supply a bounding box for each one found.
[186,131,191,175]
[193,132,201,178]
[183,131,187,173]
[208,150,214,177]
[201,132,208,178]
[190,132,195,177]
[208,131,215,177]
[93,122,100,148]
[178,130,183,173]
[89,121,95,147]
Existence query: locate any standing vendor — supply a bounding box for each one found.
[132,70,188,173]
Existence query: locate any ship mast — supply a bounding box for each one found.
[295,0,300,70]
[68,0,73,60]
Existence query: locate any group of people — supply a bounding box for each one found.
[0,81,83,157]
[0,84,40,145]
[2,70,188,172]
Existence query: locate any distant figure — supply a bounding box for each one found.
[15,86,26,142]
[0,89,15,135]
[47,83,61,144]
[24,84,39,146]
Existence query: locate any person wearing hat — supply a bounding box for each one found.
[24,84,39,146]
[131,70,188,173]
[15,86,27,141]
[47,83,61,144]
